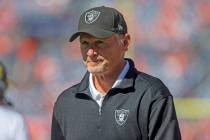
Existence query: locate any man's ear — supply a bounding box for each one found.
[122,34,131,51]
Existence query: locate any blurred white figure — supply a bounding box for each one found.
[0,62,29,140]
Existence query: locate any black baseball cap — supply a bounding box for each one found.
[69,6,127,42]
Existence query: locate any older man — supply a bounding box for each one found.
[51,6,181,140]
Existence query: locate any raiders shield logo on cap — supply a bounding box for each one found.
[115,109,129,126]
[85,10,101,24]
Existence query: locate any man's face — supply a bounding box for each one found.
[80,33,129,75]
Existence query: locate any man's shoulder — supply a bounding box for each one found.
[56,83,81,102]
[54,72,89,111]
[128,59,167,90]
[136,71,163,87]
[53,81,86,115]
[135,71,171,98]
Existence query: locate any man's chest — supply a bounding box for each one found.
[59,94,142,140]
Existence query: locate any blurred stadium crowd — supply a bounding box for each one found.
[0,0,210,140]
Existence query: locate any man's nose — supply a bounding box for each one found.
[86,47,98,56]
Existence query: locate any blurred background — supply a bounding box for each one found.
[0,0,210,139]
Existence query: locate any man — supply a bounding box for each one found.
[0,62,30,140]
[51,6,181,140]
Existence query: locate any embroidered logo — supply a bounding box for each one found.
[115,109,129,126]
[85,10,101,24]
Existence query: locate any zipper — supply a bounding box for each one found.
[81,94,102,115]
[81,93,103,130]
[99,107,102,115]
[80,92,109,116]
[98,96,106,115]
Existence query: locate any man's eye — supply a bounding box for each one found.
[80,41,89,48]
[96,40,105,47]
[96,40,103,44]
[81,41,88,45]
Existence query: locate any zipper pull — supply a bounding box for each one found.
[99,107,102,115]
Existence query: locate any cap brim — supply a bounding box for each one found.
[69,28,114,42]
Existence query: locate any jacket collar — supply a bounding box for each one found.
[75,58,137,96]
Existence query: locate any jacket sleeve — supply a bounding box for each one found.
[148,95,182,140]
[51,108,65,140]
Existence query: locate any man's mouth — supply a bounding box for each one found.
[87,59,103,65]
